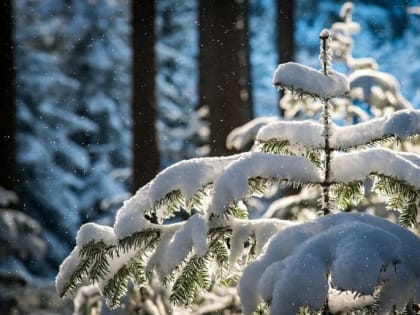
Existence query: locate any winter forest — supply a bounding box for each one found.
[1,0,420,314]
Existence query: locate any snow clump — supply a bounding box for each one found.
[238,212,420,315]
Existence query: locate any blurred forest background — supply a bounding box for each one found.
[0,0,419,313]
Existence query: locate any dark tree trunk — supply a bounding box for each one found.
[276,0,295,117]
[276,0,295,63]
[131,0,159,191]
[199,0,253,156]
[0,0,17,191]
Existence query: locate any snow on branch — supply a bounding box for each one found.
[331,148,420,188]
[256,120,324,149]
[150,154,242,202]
[331,109,420,149]
[226,116,278,151]
[238,212,420,315]
[255,110,420,151]
[272,62,349,99]
[210,152,322,215]
[113,154,246,239]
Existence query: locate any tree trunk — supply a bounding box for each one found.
[276,0,295,117]
[199,0,253,156]
[0,0,17,191]
[131,0,159,191]
[276,0,295,63]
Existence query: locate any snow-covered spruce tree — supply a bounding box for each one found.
[57,30,420,314]
[14,0,132,269]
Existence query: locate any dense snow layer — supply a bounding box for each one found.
[76,223,118,247]
[239,212,420,315]
[210,152,322,215]
[332,148,420,188]
[113,183,152,239]
[256,120,324,148]
[256,110,420,150]
[332,109,420,148]
[272,62,349,98]
[150,155,240,202]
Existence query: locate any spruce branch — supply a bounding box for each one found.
[258,139,322,168]
[152,184,214,221]
[103,246,163,309]
[59,257,92,297]
[208,227,231,286]
[342,135,397,151]
[117,229,161,254]
[59,240,116,298]
[128,256,148,286]
[258,139,290,154]
[331,181,364,210]
[373,175,418,204]
[89,250,111,283]
[79,239,111,260]
[170,254,211,305]
[211,237,230,267]
[255,304,270,315]
[248,177,273,198]
[307,150,322,168]
[373,175,419,227]
[102,265,131,309]
[81,240,114,284]
[153,189,185,220]
[185,183,212,213]
[399,202,418,228]
[169,225,235,305]
[223,203,249,220]
[61,231,161,300]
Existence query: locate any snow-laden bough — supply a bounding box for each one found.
[239,212,420,315]
[209,152,322,215]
